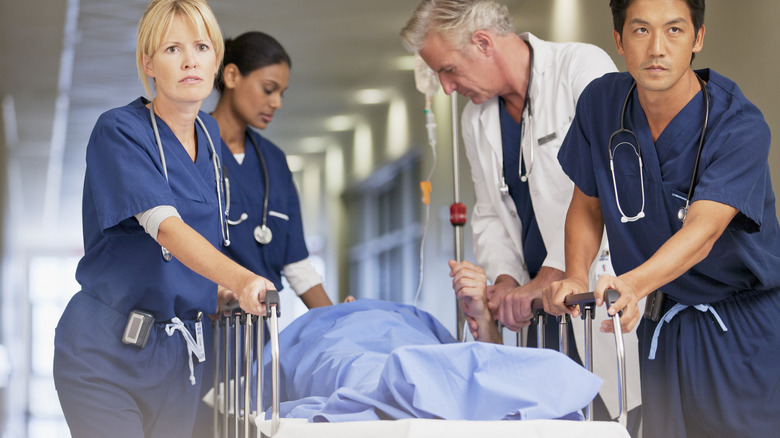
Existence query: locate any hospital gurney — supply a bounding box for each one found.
[211,290,281,438]
[216,293,629,438]
[529,289,628,425]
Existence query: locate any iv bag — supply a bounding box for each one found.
[414,52,440,97]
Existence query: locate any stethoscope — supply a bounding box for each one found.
[609,74,709,224]
[500,41,534,194]
[499,100,536,196]
[149,101,231,261]
[223,131,273,245]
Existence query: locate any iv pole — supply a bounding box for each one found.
[413,53,467,342]
[449,94,468,342]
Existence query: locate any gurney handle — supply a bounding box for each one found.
[265,290,281,436]
[605,289,628,428]
[530,290,627,427]
[530,298,546,349]
[529,289,623,314]
[219,286,280,318]
[243,315,255,438]
[265,289,281,318]
[220,299,241,317]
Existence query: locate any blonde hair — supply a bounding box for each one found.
[400,0,514,53]
[136,0,224,98]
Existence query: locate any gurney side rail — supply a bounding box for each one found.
[531,289,627,426]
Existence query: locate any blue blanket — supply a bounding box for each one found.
[261,299,601,422]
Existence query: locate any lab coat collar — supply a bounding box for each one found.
[519,32,552,111]
[478,97,502,158]
[477,33,550,159]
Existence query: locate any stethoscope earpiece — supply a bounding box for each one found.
[499,179,509,196]
[619,208,645,224]
[226,213,248,226]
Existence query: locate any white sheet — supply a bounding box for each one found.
[257,418,630,438]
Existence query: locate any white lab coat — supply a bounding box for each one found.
[461,33,641,417]
[463,33,617,283]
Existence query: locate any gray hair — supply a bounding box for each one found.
[400,0,515,52]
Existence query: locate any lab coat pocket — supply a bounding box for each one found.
[532,122,573,195]
[536,120,571,150]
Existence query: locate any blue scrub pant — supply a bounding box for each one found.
[54,291,209,438]
[637,289,780,438]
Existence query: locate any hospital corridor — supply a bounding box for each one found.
[0,0,779,436]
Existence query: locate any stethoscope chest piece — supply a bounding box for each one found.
[161,246,172,262]
[254,224,273,245]
[677,205,688,223]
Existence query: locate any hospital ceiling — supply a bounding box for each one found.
[0,0,538,252]
[6,0,776,258]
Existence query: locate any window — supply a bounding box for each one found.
[27,255,79,437]
[345,153,421,303]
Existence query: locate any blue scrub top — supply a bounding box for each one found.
[76,97,221,321]
[499,97,546,277]
[220,130,309,291]
[558,70,780,305]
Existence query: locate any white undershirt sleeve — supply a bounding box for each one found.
[282,258,323,296]
[135,205,181,241]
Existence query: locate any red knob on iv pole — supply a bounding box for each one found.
[450,202,467,226]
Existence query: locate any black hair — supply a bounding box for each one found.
[610,0,705,38]
[215,31,291,92]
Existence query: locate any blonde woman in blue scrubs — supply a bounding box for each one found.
[53,1,275,436]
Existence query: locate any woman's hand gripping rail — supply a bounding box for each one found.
[156,215,276,316]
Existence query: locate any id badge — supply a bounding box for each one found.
[194,312,205,363]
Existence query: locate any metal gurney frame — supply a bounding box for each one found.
[212,290,281,438]
[214,290,628,437]
[531,289,628,426]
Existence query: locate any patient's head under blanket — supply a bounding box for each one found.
[260,299,601,422]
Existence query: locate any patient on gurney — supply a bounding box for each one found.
[257,299,601,423]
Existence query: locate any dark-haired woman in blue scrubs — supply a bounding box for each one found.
[211,31,333,308]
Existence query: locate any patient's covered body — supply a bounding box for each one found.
[261,299,601,422]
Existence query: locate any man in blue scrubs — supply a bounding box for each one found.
[547,0,780,436]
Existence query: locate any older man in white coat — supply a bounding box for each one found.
[400,0,641,431]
